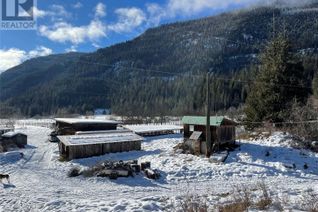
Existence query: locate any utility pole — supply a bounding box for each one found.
[272,9,276,38]
[206,72,211,158]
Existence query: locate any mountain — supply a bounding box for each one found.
[0,53,84,101]
[1,4,318,117]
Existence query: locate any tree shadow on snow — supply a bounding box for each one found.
[226,142,318,179]
[2,183,16,189]
[109,170,169,188]
[73,149,162,167]
[25,144,37,149]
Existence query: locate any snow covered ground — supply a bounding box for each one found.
[123,124,183,133]
[0,125,318,211]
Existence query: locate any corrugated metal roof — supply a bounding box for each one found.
[58,131,144,146]
[2,132,26,138]
[182,116,233,126]
[55,118,119,125]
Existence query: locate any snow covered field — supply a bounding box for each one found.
[1,125,318,211]
[123,124,183,134]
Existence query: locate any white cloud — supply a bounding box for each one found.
[92,43,101,48]
[30,5,71,21]
[108,7,146,33]
[32,7,47,18]
[95,3,106,18]
[161,0,316,18]
[50,5,70,18]
[65,45,77,52]
[146,3,166,26]
[39,20,107,45]
[73,2,83,9]
[29,46,53,58]
[0,46,53,73]
[166,0,260,17]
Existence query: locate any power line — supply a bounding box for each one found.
[78,60,184,76]
[239,119,318,125]
[77,60,313,90]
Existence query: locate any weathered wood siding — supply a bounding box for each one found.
[184,124,236,145]
[61,140,142,160]
[0,134,27,149]
[56,122,117,135]
[218,126,236,144]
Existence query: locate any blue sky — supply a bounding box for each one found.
[0,0,302,72]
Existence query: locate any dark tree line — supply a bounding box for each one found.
[1,5,318,118]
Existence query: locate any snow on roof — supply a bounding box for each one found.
[0,127,14,130]
[75,129,132,135]
[55,118,120,125]
[123,124,183,133]
[182,116,237,126]
[58,131,144,146]
[2,132,26,138]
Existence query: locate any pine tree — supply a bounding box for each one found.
[313,73,318,98]
[245,34,309,127]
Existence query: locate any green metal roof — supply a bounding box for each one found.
[182,116,234,126]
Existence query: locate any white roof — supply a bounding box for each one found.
[58,132,144,146]
[55,118,119,125]
[2,132,26,138]
[75,129,131,135]
[0,127,13,130]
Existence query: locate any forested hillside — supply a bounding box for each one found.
[1,4,318,117]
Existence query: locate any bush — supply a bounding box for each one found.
[58,155,68,162]
[301,190,318,212]
[219,186,251,212]
[219,183,274,212]
[67,167,81,177]
[219,201,249,212]
[255,183,272,210]
[178,194,208,212]
[81,168,96,177]
[285,98,318,142]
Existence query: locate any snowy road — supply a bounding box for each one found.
[1,126,318,211]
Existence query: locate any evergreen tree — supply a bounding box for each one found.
[313,73,318,98]
[245,35,309,127]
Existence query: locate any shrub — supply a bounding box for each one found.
[301,190,318,212]
[286,98,318,142]
[81,168,95,177]
[255,183,272,210]
[178,194,208,212]
[58,155,68,162]
[219,201,248,212]
[219,186,251,212]
[67,167,81,177]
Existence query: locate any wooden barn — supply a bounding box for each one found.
[182,116,237,154]
[57,130,144,160]
[54,118,120,135]
[0,132,27,150]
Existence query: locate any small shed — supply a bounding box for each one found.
[54,118,120,135]
[0,132,27,150]
[57,131,144,160]
[182,116,236,154]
